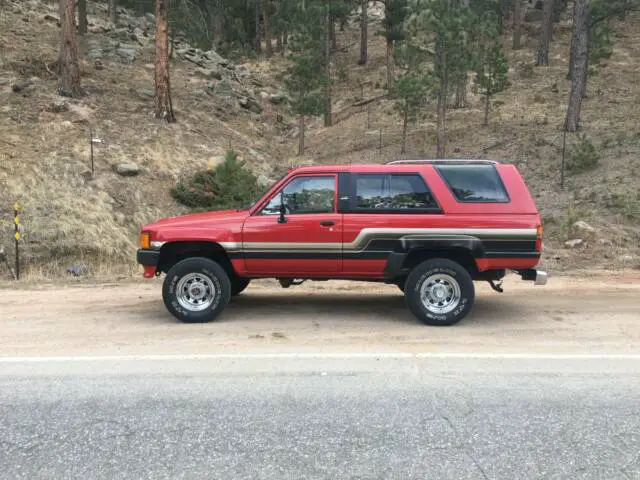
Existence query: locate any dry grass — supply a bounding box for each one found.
[0,0,639,279]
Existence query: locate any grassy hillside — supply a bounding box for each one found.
[0,0,638,278]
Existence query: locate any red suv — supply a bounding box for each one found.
[137,159,547,326]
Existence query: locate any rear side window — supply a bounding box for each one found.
[436,165,509,203]
[353,174,439,211]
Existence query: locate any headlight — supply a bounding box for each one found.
[139,232,151,249]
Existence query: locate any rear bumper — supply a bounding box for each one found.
[517,269,548,286]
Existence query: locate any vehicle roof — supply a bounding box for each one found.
[290,159,505,174]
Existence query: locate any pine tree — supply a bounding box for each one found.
[410,0,470,157]
[58,0,83,98]
[78,0,88,36]
[285,4,327,155]
[155,0,175,122]
[565,0,588,132]
[394,73,428,153]
[381,0,408,90]
[171,150,263,211]
[512,0,522,50]
[536,0,554,66]
[359,0,368,65]
[474,40,510,126]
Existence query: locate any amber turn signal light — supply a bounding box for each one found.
[139,232,151,249]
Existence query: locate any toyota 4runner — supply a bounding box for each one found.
[137,159,547,326]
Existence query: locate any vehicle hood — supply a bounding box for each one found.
[141,209,250,245]
[144,209,247,230]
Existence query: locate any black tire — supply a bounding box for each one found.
[162,257,231,323]
[404,259,475,326]
[231,277,251,296]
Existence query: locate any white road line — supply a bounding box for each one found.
[1,352,640,363]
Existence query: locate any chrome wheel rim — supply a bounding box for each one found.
[176,273,216,312]
[419,273,461,314]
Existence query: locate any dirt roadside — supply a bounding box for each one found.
[0,273,639,357]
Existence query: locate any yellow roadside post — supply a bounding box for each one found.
[13,201,22,280]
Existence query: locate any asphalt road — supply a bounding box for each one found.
[2,356,640,480]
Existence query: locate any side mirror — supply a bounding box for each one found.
[278,191,287,224]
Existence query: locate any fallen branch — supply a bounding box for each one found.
[478,139,517,154]
[181,54,205,68]
[353,94,387,107]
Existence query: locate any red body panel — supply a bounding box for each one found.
[139,162,543,279]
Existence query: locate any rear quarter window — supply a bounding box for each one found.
[436,165,509,203]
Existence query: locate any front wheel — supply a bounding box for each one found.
[404,259,475,326]
[162,257,231,323]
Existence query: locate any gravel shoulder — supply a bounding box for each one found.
[0,273,639,357]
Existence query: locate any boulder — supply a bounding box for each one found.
[564,239,584,249]
[569,220,596,241]
[67,264,88,277]
[196,67,223,80]
[113,163,141,176]
[115,46,138,63]
[239,97,263,114]
[268,92,287,105]
[48,100,69,113]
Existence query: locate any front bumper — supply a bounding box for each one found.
[137,249,160,266]
[137,249,160,278]
[517,269,548,286]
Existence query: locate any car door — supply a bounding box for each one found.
[341,172,442,277]
[242,174,342,275]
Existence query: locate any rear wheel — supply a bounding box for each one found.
[162,257,231,323]
[404,259,475,326]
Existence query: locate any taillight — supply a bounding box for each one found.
[535,224,543,252]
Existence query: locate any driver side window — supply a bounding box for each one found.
[261,175,336,215]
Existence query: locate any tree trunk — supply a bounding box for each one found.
[209,3,223,48]
[436,89,446,157]
[386,38,394,90]
[108,0,116,24]
[513,0,522,50]
[401,105,408,154]
[359,0,368,65]
[324,4,332,127]
[454,0,469,108]
[565,0,588,132]
[78,0,87,35]
[59,0,83,98]
[263,0,272,57]
[276,34,282,53]
[581,44,589,98]
[155,0,175,122]
[552,0,565,23]
[567,0,577,79]
[254,0,261,54]
[536,0,553,66]
[298,114,305,155]
[484,93,490,126]
[281,31,287,57]
[454,81,468,109]
[330,16,337,51]
[436,28,448,158]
